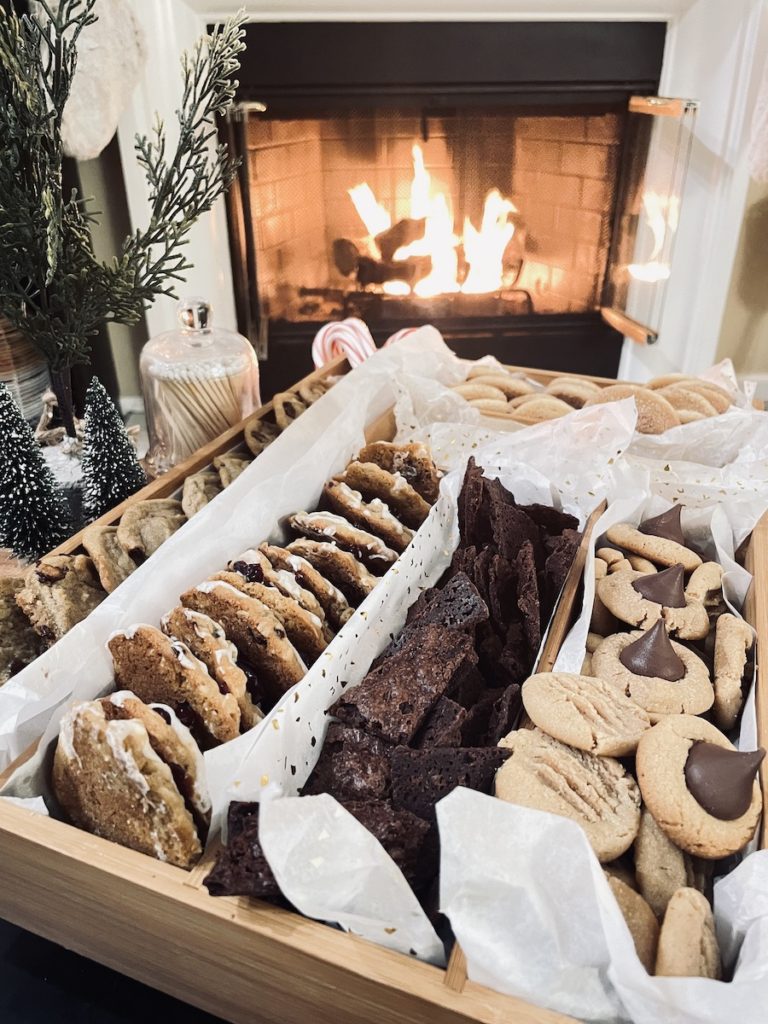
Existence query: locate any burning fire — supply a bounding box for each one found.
[347,144,518,298]
[627,191,678,284]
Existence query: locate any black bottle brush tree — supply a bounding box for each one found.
[0,0,246,438]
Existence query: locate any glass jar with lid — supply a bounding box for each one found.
[140,297,260,475]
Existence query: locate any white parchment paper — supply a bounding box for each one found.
[0,330,463,774]
[438,789,768,1024]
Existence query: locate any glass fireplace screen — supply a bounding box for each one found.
[225,98,694,350]
[230,107,625,332]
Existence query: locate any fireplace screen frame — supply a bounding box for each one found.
[219,20,668,391]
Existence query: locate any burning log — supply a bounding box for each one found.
[357,255,431,289]
[332,238,360,277]
[374,217,425,262]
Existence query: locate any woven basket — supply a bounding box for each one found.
[0,317,50,421]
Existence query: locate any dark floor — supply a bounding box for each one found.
[0,919,223,1023]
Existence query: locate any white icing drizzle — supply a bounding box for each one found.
[104,720,152,796]
[286,555,349,605]
[170,638,215,680]
[233,547,262,565]
[56,711,82,767]
[195,579,246,600]
[181,607,226,642]
[391,471,411,494]
[213,645,239,668]
[107,623,146,645]
[107,690,137,709]
[333,482,410,537]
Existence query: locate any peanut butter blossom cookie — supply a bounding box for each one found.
[636,714,764,859]
[597,563,710,640]
[592,620,713,720]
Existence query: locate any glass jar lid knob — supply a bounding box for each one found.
[177,296,212,333]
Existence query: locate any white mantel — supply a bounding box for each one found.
[119,0,768,380]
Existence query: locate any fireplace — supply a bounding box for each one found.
[241,108,622,317]
[221,20,680,392]
[117,4,762,397]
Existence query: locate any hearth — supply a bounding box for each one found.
[221,21,691,393]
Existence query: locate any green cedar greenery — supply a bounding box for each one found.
[0,1,246,435]
[81,377,147,521]
[0,382,72,560]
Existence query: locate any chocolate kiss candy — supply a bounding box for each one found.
[685,742,766,820]
[631,564,687,608]
[638,505,686,546]
[619,619,685,680]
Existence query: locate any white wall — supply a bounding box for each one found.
[117,0,237,339]
[619,0,768,379]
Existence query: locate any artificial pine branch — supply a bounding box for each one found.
[81,378,147,521]
[0,383,73,561]
[0,2,246,434]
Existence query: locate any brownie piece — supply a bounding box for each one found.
[413,572,488,632]
[487,552,517,636]
[516,541,541,657]
[204,802,281,899]
[485,478,542,565]
[499,621,531,685]
[303,723,392,801]
[476,624,505,683]
[460,686,506,745]
[390,747,511,822]
[485,683,523,745]
[519,503,579,537]
[448,654,486,708]
[444,544,477,586]
[406,587,439,624]
[414,697,467,748]
[331,627,474,745]
[376,573,488,665]
[471,544,494,605]
[342,798,437,889]
[457,458,490,548]
[541,528,581,620]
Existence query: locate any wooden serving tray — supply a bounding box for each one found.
[0,363,765,1024]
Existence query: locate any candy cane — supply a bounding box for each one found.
[311,318,377,368]
[384,327,420,346]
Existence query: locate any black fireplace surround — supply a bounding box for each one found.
[222,21,666,393]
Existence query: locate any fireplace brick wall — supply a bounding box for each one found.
[512,113,621,313]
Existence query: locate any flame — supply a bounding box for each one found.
[461,189,517,294]
[628,191,679,283]
[394,190,460,297]
[347,183,391,237]
[347,144,517,297]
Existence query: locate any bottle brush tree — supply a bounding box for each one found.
[81,377,147,521]
[0,383,73,560]
[0,0,246,437]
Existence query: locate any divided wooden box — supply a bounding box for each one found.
[0,363,765,1024]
